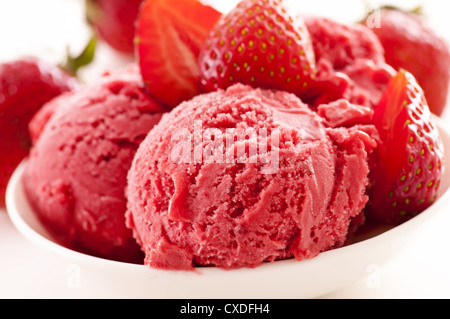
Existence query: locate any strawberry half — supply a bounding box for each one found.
[363,8,450,116]
[198,0,317,98]
[366,70,445,225]
[135,0,221,109]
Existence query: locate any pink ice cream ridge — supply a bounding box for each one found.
[125,83,377,270]
[304,15,395,108]
[23,65,165,263]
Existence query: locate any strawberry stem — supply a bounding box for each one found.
[60,35,97,76]
[378,4,423,15]
[360,0,424,23]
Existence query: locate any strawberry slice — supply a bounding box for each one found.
[198,0,317,99]
[366,70,445,225]
[135,0,221,109]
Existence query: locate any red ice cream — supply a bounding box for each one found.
[304,15,396,107]
[23,65,165,263]
[125,84,377,270]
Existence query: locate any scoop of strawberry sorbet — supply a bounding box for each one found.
[304,15,396,108]
[23,65,165,263]
[125,83,377,270]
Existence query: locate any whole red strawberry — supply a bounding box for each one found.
[86,0,143,54]
[0,58,79,207]
[198,0,317,99]
[363,8,450,116]
[135,0,221,108]
[366,70,444,225]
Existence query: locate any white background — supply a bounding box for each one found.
[1,0,450,298]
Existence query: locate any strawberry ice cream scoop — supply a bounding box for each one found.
[304,15,395,108]
[125,83,377,270]
[23,65,165,263]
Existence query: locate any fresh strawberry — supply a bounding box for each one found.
[363,8,450,116]
[0,58,79,207]
[366,70,444,225]
[86,0,143,54]
[135,0,221,108]
[198,0,317,99]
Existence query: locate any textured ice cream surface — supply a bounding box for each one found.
[317,99,373,128]
[304,15,395,108]
[23,65,165,263]
[304,15,385,70]
[28,90,74,145]
[126,83,377,270]
[342,59,396,108]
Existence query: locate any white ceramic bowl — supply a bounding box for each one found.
[6,117,450,299]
